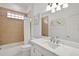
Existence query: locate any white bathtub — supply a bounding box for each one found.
[0,42,31,56]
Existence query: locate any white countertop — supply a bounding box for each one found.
[31,38,79,56]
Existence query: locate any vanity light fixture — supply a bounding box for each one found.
[52,3,57,8]
[56,5,61,11]
[46,3,69,13]
[46,3,52,11]
[51,3,57,13]
[46,5,51,11]
[62,3,68,8]
[51,8,55,13]
[56,3,61,11]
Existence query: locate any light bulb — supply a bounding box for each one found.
[63,3,68,8]
[46,5,51,11]
[56,5,61,11]
[52,3,57,8]
[51,8,55,13]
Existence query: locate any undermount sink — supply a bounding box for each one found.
[37,38,62,49]
[49,43,61,49]
[45,39,62,49]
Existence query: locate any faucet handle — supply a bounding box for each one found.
[56,40,60,44]
[49,37,54,41]
[53,39,56,43]
[50,39,52,42]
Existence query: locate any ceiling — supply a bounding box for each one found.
[0,3,47,16]
[0,3,33,13]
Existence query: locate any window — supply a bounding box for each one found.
[11,13,15,18]
[19,15,24,19]
[15,14,19,19]
[7,12,12,18]
[7,11,24,20]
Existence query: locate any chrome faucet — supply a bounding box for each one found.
[49,36,61,44]
[49,37,55,42]
[52,36,60,44]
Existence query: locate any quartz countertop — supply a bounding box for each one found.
[31,38,79,56]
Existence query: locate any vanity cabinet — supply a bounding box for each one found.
[31,39,79,56]
[31,43,57,56]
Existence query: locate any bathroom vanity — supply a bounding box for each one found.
[31,38,79,56]
[31,41,57,56]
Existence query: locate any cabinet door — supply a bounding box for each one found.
[39,46,57,56]
[35,48,43,56]
[31,46,35,56]
[31,44,41,56]
[34,44,57,56]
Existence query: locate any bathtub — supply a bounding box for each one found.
[0,42,31,56]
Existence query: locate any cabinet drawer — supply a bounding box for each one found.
[36,45,57,56]
[31,43,57,56]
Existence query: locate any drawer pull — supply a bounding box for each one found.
[41,54,44,56]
